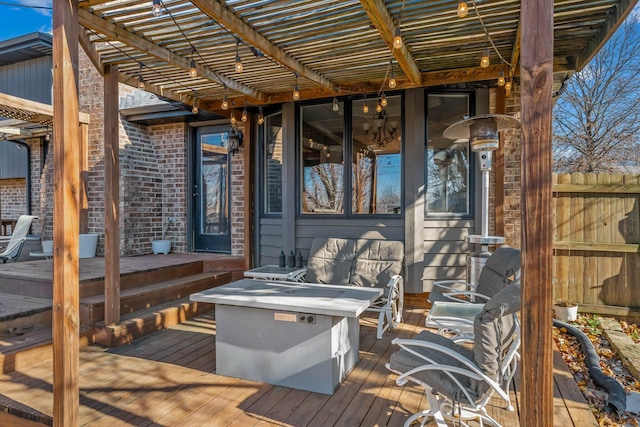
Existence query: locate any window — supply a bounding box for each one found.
[300,102,345,214]
[300,96,402,216]
[426,93,471,216]
[263,112,283,214]
[352,96,401,214]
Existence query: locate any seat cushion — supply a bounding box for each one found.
[305,237,356,285]
[351,239,404,288]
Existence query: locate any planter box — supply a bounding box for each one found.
[554,304,578,321]
[152,240,171,254]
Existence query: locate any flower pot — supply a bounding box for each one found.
[554,304,578,321]
[152,239,171,255]
[79,233,98,258]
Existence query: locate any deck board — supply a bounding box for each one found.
[0,307,596,426]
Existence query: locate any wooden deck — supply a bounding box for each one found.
[0,307,597,426]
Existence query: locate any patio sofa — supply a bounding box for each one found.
[304,237,405,339]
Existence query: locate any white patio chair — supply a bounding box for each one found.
[387,280,522,427]
[0,215,38,263]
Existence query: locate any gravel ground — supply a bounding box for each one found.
[554,314,640,426]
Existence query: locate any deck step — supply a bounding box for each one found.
[0,324,95,375]
[93,296,215,347]
[79,271,231,325]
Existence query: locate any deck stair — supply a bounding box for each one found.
[0,254,242,373]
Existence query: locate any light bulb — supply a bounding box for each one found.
[389,76,397,89]
[376,101,382,113]
[230,112,236,125]
[497,70,505,87]
[137,75,145,90]
[380,93,388,107]
[257,107,264,125]
[151,0,163,17]
[293,85,300,101]
[332,97,339,112]
[505,79,512,91]
[241,108,248,122]
[480,47,490,68]
[235,54,243,73]
[192,99,199,114]
[189,59,197,78]
[221,95,229,110]
[457,1,468,18]
[393,27,402,50]
[363,101,369,113]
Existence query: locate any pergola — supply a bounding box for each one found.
[50,0,637,425]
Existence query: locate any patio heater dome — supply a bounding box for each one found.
[443,114,520,152]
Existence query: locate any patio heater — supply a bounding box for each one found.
[443,114,520,285]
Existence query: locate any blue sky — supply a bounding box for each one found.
[0,1,52,41]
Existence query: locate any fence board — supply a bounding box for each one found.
[552,173,640,312]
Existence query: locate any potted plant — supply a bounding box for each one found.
[554,300,579,321]
[152,217,174,254]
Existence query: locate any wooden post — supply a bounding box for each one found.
[104,64,120,325]
[520,0,554,425]
[80,123,89,234]
[52,0,80,425]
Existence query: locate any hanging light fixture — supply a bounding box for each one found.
[192,97,199,114]
[241,104,248,122]
[457,1,469,18]
[376,100,383,113]
[362,109,398,147]
[380,92,388,108]
[505,77,512,97]
[189,49,197,78]
[393,27,403,50]
[480,46,490,68]
[151,0,163,17]
[363,99,369,114]
[293,73,300,101]
[497,69,506,86]
[332,96,339,112]
[221,93,229,110]
[230,111,237,125]
[137,64,145,90]
[257,106,265,125]
[389,60,397,89]
[235,40,243,73]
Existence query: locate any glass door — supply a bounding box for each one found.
[193,126,231,252]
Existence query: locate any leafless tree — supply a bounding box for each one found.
[553,13,640,172]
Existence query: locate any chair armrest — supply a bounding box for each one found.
[432,279,477,293]
[440,290,492,303]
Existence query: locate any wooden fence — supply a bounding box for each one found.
[552,173,640,317]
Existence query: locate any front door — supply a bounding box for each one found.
[193,126,231,252]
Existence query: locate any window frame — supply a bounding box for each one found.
[259,105,284,218]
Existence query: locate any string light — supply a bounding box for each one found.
[505,77,512,97]
[221,93,229,110]
[257,107,264,125]
[393,27,403,50]
[376,100,383,113]
[293,73,300,101]
[457,1,469,18]
[151,0,163,17]
[188,48,197,78]
[235,40,243,73]
[332,96,339,112]
[230,111,237,125]
[497,69,505,86]
[389,60,397,89]
[380,92,388,108]
[241,103,248,122]
[192,97,199,114]
[137,64,145,89]
[480,46,490,68]
[363,100,369,114]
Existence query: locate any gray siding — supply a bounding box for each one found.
[422,219,474,285]
[258,218,284,266]
[0,141,28,178]
[0,56,52,104]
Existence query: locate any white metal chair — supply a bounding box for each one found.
[388,281,521,427]
[0,215,37,263]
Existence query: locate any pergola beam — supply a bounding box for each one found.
[359,0,422,86]
[190,0,335,91]
[78,8,266,101]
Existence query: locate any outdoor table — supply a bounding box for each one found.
[243,265,307,282]
[190,278,382,394]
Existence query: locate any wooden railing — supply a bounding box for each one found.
[552,173,640,318]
